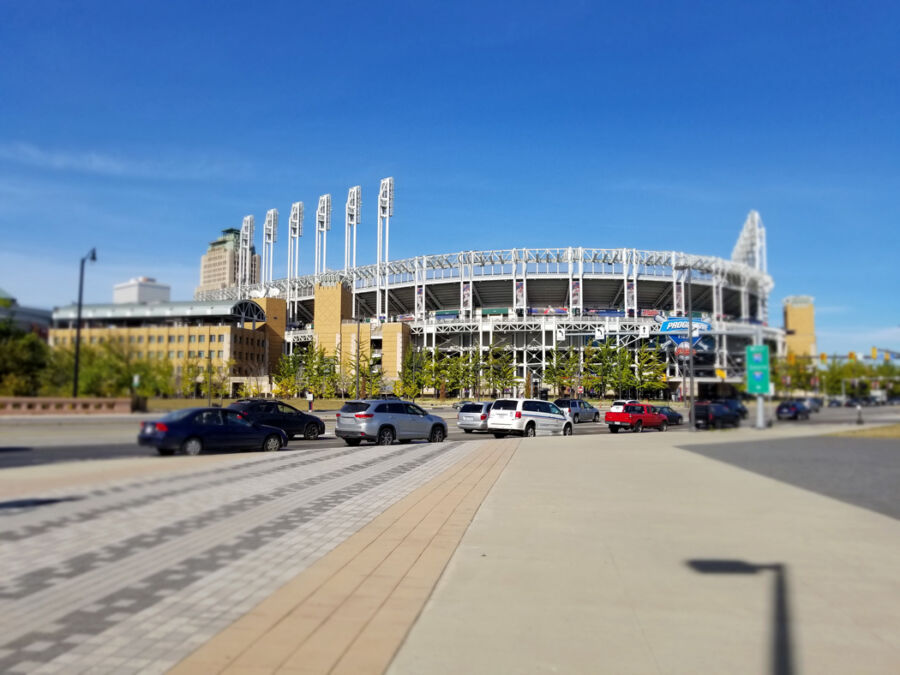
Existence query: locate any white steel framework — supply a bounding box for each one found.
[345,186,361,272]
[376,177,394,319]
[237,215,255,296]
[286,201,303,315]
[314,194,331,276]
[261,208,278,283]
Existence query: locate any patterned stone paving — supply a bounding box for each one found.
[0,440,476,674]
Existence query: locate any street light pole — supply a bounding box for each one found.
[686,266,695,431]
[72,248,97,398]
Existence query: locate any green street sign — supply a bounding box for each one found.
[746,344,770,395]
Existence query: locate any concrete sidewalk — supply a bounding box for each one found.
[389,428,900,674]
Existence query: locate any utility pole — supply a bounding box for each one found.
[685,266,696,430]
[72,248,97,398]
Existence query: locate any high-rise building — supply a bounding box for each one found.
[783,296,816,358]
[113,277,170,304]
[196,228,259,296]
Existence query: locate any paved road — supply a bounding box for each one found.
[680,434,900,519]
[1,406,896,469]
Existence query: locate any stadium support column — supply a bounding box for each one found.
[414,256,426,321]
[622,248,638,319]
[713,269,726,370]
[377,177,394,319]
[513,248,527,317]
[460,251,473,319]
[569,247,583,316]
[740,274,750,321]
[315,195,332,276]
[287,202,303,325]
[672,252,685,316]
[238,215,255,299]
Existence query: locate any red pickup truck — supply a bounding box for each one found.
[604,403,668,433]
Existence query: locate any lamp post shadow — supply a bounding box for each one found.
[687,559,794,675]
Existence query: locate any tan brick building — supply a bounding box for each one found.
[783,296,816,358]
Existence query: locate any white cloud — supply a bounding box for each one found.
[0,142,248,181]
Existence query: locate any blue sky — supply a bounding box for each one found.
[1,1,897,353]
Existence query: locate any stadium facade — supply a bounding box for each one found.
[196,202,783,397]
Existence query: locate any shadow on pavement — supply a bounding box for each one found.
[0,496,84,510]
[688,559,794,675]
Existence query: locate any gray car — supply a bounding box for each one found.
[335,399,448,446]
[456,401,493,433]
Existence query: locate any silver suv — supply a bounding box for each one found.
[335,400,448,446]
[457,401,493,433]
[553,398,600,423]
[488,398,573,438]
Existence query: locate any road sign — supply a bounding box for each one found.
[745,344,770,395]
[577,386,584,394]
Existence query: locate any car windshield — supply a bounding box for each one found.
[493,400,518,411]
[340,402,370,414]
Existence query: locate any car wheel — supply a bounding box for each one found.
[524,424,536,438]
[609,426,619,433]
[734,418,741,428]
[493,432,507,439]
[593,413,600,422]
[303,423,320,440]
[563,423,573,436]
[344,438,361,447]
[633,421,642,433]
[377,427,395,445]
[659,421,668,432]
[714,419,724,430]
[463,429,473,434]
[157,448,174,456]
[429,426,445,443]
[181,437,202,456]
[573,414,579,424]
[262,434,281,452]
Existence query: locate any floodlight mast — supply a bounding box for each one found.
[345,186,361,272]
[238,215,255,298]
[287,201,303,323]
[315,194,332,276]
[377,177,394,318]
[262,208,278,284]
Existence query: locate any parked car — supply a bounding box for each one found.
[713,398,749,419]
[827,399,843,408]
[844,398,861,407]
[605,403,668,433]
[138,407,288,456]
[457,401,493,433]
[607,399,639,414]
[553,399,600,423]
[799,397,821,413]
[335,399,448,446]
[229,399,325,440]
[653,405,683,425]
[693,402,741,429]
[452,400,475,410]
[776,400,811,420]
[488,398,573,438]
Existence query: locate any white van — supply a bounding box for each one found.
[488,398,573,438]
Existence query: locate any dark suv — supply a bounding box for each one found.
[713,398,748,419]
[693,402,741,429]
[228,399,325,440]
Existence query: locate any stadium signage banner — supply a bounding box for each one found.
[660,317,711,347]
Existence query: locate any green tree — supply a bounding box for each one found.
[543,347,578,396]
[0,320,50,395]
[483,341,516,396]
[609,345,636,399]
[180,358,203,398]
[397,349,427,400]
[582,340,617,400]
[633,343,667,399]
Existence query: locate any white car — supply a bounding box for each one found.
[607,399,639,414]
[488,398,573,438]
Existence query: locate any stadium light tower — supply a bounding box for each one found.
[238,215,255,298]
[376,177,394,318]
[315,194,332,276]
[262,208,278,284]
[345,186,361,271]
[286,201,303,324]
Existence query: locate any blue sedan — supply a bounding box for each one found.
[138,407,288,456]
[653,406,684,425]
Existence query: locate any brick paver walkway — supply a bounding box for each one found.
[0,439,506,674]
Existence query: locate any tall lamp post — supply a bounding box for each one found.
[674,263,695,430]
[72,248,97,398]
